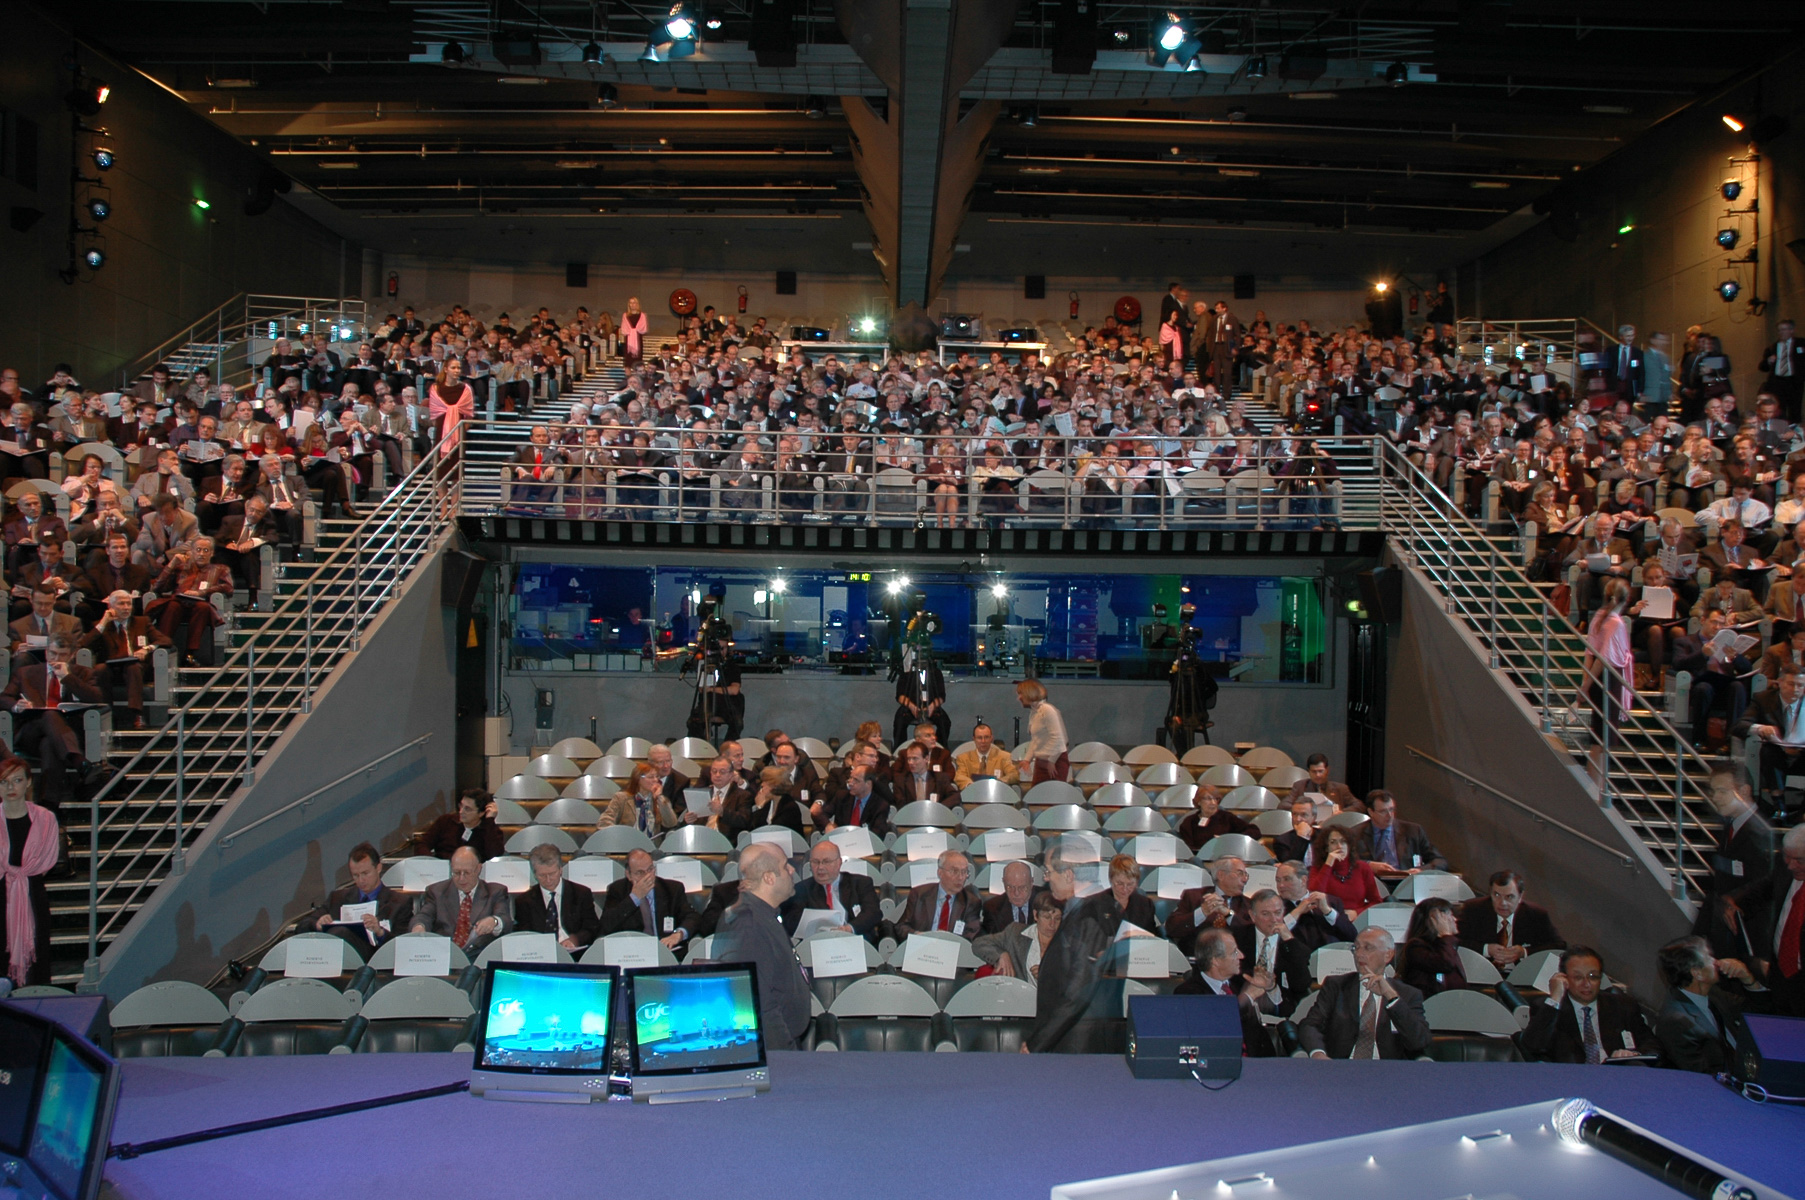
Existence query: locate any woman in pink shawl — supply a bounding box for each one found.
[619,297,650,367]
[427,360,476,509]
[1580,577,1633,783]
[0,757,58,987]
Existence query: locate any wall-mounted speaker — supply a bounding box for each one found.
[776,269,797,295]
[565,262,588,288]
[1356,567,1402,625]
[1025,274,1046,299]
[1233,273,1255,300]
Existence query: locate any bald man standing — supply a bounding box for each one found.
[714,843,812,1049]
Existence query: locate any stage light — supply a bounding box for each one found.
[1113,29,1131,43]
[1385,61,1408,86]
[581,41,603,64]
[804,95,827,119]
[1723,113,1746,133]
[83,247,105,269]
[1019,104,1039,128]
[441,41,466,64]
[705,16,723,30]
[193,198,211,210]
[770,579,787,594]
[66,81,110,116]
[91,148,114,171]
[991,583,1008,599]
[657,3,699,55]
[87,198,110,221]
[753,589,767,604]
[1718,280,1741,301]
[1245,55,1267,80]
[1150,13,1204,70]
[1722,180,1742,201]
[1158,18,1186,52]
[1717,228,1739,249]
[1617,222,1633,235]
[1373,280,1388,293]
[598,83,619,108]
[96,84,110,104]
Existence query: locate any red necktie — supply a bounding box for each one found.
[453,892,472,946]
[937,896,952,932]
[533,449,545,480]
[1780,888,1804,979]
[45,671,60,710]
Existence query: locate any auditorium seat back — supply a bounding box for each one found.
[109,981,231,1058]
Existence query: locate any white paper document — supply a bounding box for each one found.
[1243,864,1277,894]
[392,935,453,977]
[335,901,377,927]
[481,858,532,893]
[901,860,941,888]
[900,934,960,979]
[1155,864,1206,900]
[1361,906,1413,940]
[683,788,714,817]
[1639,586,1674,620]
[809,936,867,978]
[982,828,1028,862]
[905,829,949,861]
[1412,873,1465,902]
[655,857,704,893]
[283,938,343,978]
[793,909,846,942]
[1133,837,1177,866]
[1313,946,1356,982]
[400,858,450,890]
[750,828,794,848]
[565,857,620,891]
[601,933,662,969]
[1126,937,1170,979]
[501,932,558,963]
[826,826,877,860]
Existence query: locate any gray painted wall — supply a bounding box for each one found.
[499,616,1348,764]
[97,540,458,1000]
[1384,561,1691,1003]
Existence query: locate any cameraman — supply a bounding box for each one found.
[686,602,744,740]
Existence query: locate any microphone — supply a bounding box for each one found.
[1551,1099,1755,1200]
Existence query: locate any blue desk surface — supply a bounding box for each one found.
[104,1053,1805,1200]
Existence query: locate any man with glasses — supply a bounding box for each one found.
[895,849,982,941]
[1520,946,1657,1062]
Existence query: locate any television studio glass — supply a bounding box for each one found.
[468,963,620,1104]
[625,963,770,1104]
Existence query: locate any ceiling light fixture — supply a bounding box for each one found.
[1718,279,1741,301]
[581,41,603,64]
[1385,61,1408,86]
[1717,228,1740,249]
[1244,55,1267,80]
[1722,113,1746,133]
[441,41,466,64]
[598,83,619,108]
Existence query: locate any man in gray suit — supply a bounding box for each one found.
[714,843,811,1050]
[409,847,510,954]
[1655,934,1758,1073]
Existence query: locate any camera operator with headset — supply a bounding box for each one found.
[892,595,950,749]
[1160,601,1218,754]
[684,587,744,741]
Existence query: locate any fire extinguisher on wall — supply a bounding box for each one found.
[1069,290,1080,319]
[387,271,399,298]
[737,285,748,314]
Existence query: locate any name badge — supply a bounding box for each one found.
[662,916,674,933]
[1622,1031,1636,1050]
[1732,861,1744,877]
[952,919,965,935]
[1412,854,1421,868]
[851,905,861,916]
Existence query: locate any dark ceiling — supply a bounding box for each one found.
[59,1,1805,234]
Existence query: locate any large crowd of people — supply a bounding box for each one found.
[303,671,1802,1069]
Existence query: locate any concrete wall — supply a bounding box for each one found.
[96,539,459,999]
[1462,63,1805,406]
[498,616,1349,765]
[0,8,354,387]
[1384,562,1690,1003]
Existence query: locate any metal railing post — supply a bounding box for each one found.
[303,581,314,713]
[172,707,187,876]
[1673,737,1691,902]
[1540,602,1553,732]
[79,759,101,991]
[1598,702,1613,810]
[352,526,363,651]
[244,637,257,787]
[1488,548,1500,668]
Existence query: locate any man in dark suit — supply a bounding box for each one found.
[982,860,1041,936]
[1231,890,1314,1018]
[1285,753,1360,812]
[645,744,692,808]
[2,491,65,575]
[508,425,563,509]
[1654,935,1757,1073]
[1520,947,1659,1063]
[1361,791,1448,875]
[1456,870,1565,972]
[782,840,881,943]
[767,738,822,801]
[1695,768,1777,957]
[1298,928,1432,1060]
[894,850,983,940]
[823,766,893,838]
[1733,669,1805,817]
[693,879,741,940]
[514,843,603,950]
[1166,855,1253,956]
[12,536,83,622]
[1172,928,1278,1057]
[82,534,153,602]
[1721,824,1805,1017]
[599,848,698,949]
[1760,320,1804,420]
[0,634,102,815]
[9,585,82,663]
[0,405,53,483]
[409,847,510,954]
[1203,301,1242,390]
[1606,326,1645,402]
[713,843,812,1050]
[889,741,956,808]
[684,755,751,828]
[81,588,172,728]
[309,842,412,958]
[1275,860,1359,951]
[1272,798,1316,864]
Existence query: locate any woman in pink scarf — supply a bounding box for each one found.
[620,297,649,366]
[427,360,476,510]
[1580,577,1634,783]
[0,757,58,987]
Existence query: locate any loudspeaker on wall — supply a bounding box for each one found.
[1025,274,1046,299]
[776,270,797,295]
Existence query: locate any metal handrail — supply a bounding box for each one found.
[1404,745,1635,868]
[217,734,435,849]
[1374,441,1717,898]
[80,437,464,986]
[113,293,370,390]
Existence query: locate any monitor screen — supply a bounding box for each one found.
[474,964,617,1075]
[27,1034,107,1200]
[0,1016,47,1156]
[627,965,765,1076]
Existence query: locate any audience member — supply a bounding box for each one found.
[982,860,1040,935]
[82,589,171,729]
[782,839,881,942]
[1274,860,1358,950]
[1172,927,1278,1056]
[1175,785,1251,853]
[895,849,983,939]
[409,847,509,953]
[0,758,57,987]
[1298,928,1432,1060]
[1520,946,1657,1063]
[1286,753,1358,810]
[1396,897,1466,998]
[0,635,101,815]
[1654,935,1755,1073]
[1166,854,1252,955]
[1271,797,1316,864]
[1456,870,1566,969]
[310,841,412,956]
[597,763,682,835]
[1231,889,1312,1017]
[1361,791,1447,874]
[1721,824,1805,1017]
[713,843,811,1050]
[515,842,602,950]
[972,889,1063,983]
[599,848,697,948]
[952,721,1019,789]
[1307,824,1384,915]
[414,788,505,861]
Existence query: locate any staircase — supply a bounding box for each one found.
[458,355,628,510]
[1372,444,1717,901]
[112,293,367,392]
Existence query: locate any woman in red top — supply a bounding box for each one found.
[1307,825,1384,915]
[298,423,358,518]
[255,424,294,461]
